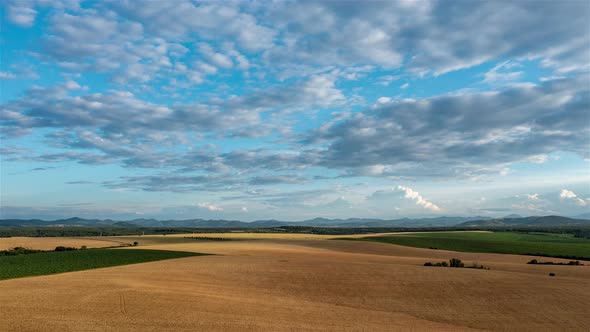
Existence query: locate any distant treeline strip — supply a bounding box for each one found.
[0,225,589,238]
[183,236,237,241]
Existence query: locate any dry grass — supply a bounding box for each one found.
[1,235,589,331]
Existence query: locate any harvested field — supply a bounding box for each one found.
[0,236,129,250]
[1,234,589,331]
[349,231,590,259]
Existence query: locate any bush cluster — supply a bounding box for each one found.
[0,247,44,256]
[527,259,584,265]
[54,246,79,252]
[424,258,489,270]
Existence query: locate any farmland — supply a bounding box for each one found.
[0,248,201,280]
[0,232,589,331]
[0,236,130,250]
[349,231,590,260]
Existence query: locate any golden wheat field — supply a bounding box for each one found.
[1,233,589,331]
[0,236,128,250]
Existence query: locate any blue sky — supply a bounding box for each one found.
[1,0,589,220]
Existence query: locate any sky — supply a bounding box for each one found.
[1,0,589,221]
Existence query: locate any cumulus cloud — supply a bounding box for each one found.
[2,1,588,202]
[229,74,345,110]
[527,193,539,201]
[0,84,260,138]
[560,189,587,206]
[5,1,587,84]
[195,202,224,212]
[264,1,588,75]
[307,77,589,178]
[396,186,441,212]
[111,1,275,51]
[198,43,233,69]
[5,1,37,27]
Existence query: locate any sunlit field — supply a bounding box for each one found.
[1,233,589,331]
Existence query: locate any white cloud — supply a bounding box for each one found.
[195,202,224,211]
[6,2,37,27]
[375,75,400,86]
[483,61,524,83]
[111,1,276,51]
[198,43,233,69]
[400,83,409,89]
[527,193,539,201]
[527,154,549,164]
[396,185,441,212]
[559,189,587,206]
[308,77,588,178]
[359,164,387,176]
[265,1,588,75]
[0,72,16,80]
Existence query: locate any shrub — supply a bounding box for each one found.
[133,241,139,246]
[449,258,464,268]
[527,259,584,266]
[467,263,490,270]
[81,245,87,250]
[54,246,78,252]
[0,247,43,256]
[549,272,556,277]
[423,259,489,270]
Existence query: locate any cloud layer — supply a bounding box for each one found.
[1,1,588,219]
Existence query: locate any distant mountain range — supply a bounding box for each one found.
[1,215,588,228]
[458,215,590,227]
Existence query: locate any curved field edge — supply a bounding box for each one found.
[0,249,206,281]
[335,231,590,261]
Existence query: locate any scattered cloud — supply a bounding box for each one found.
[396,185,441,212]
[1,1,588,219]
[560,189,587,206]
[307,77,588,178]
[482,61,524,83]
[195,202,224,212]
[527,193,539,201]
[4,1,37,27]
[0,72,17,80]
